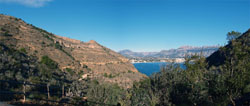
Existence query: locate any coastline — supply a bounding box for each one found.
[132,62,168,64]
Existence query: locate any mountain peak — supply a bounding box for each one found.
[178,46,195,49]
[88,40,97,44]
[119,49,133,52]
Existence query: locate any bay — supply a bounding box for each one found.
[133,62,184,76]
[133,62,168,76]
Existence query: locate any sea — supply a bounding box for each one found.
[133,62,184,76]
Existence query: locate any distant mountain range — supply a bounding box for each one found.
[119,45,220,59]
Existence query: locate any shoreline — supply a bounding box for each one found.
[132,61,185,64]
[132,62,167,64]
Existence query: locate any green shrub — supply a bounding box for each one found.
[41,41,46,45]
[40,56,58,69]
[19,48,27,54]
[128,70,132,73]
[43,34,54,41]
[0,27,6,31]
[82,64,88,68]
[53,42,74,60]
[3,31,12,36]
[54,41,62,50]
[29,76,41,84]
[66,68,74,75]
[87,83,125,105]
[93,80,99,85]
[78,70,84,77]
[108,74,113,78]
[104,73,108,77]
[104,73,115,78]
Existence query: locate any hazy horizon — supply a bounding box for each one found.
[0,0,249,52]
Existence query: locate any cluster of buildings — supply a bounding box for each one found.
[130,58,185,63]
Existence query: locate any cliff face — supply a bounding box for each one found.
[0,14,146,88]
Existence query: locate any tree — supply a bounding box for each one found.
[227,31,241,41]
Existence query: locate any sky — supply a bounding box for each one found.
[0,0,249,52]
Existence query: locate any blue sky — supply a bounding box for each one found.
[0,0,249,52]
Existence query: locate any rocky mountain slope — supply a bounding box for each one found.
[207,29,250,67]
[0,14,146,88]
[0,42,88,98]
[119,46,219,59]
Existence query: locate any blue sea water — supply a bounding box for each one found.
[133,62,168,76]
[133,62,184,76]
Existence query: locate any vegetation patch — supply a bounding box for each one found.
[128,70,132,73]
[53,41,74,60]
[92,80,99,85]
[66,68,74,75]
[104,73,118,78]
[1,28,12,36]
[43,33,54,41]
[40,55,58,69]
[19,48,27,54]
[54,41,62,50]
[87,82,124,105]
[32,25,55,42]
[82,64,88,68]
[78,70,84,77]
[104,73,108,77]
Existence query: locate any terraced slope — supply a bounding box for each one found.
[0,14,146,88]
